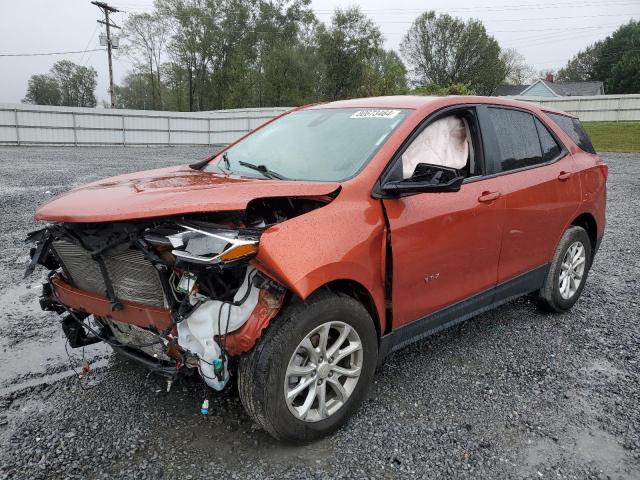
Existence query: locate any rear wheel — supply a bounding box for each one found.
[237,291,377,443]
[536,226,592,312]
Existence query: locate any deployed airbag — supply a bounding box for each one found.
[402,115,469,178]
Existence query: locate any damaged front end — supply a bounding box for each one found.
[25,197,329,390]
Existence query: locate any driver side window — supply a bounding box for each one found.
[401,113,476,179]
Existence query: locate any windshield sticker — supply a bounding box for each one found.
[350,109,401,119]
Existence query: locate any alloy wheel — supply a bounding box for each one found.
[558,241,586,300]
[284,321,363,422]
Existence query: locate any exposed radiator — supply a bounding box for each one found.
[52,240,166,307]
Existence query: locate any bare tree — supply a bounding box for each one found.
[501,48,535,85]
[123,12,169,109]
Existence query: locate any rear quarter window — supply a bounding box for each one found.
[546,113,596,154]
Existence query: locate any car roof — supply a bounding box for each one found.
[303,95,577,119]
[305,95,440,109]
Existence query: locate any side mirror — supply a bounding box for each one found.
[382,164,464,194]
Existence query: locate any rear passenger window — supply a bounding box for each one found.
[487,108,543,173]
[535,118,562,162]
[546,113,596,154]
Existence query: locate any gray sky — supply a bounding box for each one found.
[1,0,638,105]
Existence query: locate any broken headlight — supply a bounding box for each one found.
[167,224,259,265]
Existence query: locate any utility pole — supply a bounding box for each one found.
[92,1,120,108]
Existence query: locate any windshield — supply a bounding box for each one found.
[206,108,411,181]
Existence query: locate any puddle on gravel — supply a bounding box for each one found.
[0,357,111,397]
[0,281,45,320]
[0,280,111,389]
[522,430,635,479]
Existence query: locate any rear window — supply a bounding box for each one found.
[487,107,544,173]
[546,113,596,154]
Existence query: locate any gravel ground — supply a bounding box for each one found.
[0,147,638,479]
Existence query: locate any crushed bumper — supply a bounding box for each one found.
[48,273,285,357]
[51,275,172,332]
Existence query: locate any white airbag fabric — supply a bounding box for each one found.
[402,116,469,178]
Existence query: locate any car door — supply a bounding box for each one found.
[380,106,505,329]
[479,106,582,284]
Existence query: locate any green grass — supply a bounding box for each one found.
[583,122,640,153]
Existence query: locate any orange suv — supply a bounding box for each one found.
[27,96,607,442]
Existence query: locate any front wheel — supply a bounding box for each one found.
[237,291,377,443]
[536,225,592,312]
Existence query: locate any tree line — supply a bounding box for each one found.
[557,20,640,94]
[116,2,535,111]
[22,2,640,110]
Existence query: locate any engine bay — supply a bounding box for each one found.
[25,195,334,390]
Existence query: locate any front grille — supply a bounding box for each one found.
[52,240,166,307]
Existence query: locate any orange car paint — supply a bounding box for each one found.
[34,167,340,223]
[222,288,286,356]
[51,275,173,331]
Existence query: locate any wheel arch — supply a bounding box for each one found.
[317,279,382,339]
[570,212,598,252]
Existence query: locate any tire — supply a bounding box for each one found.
[237,291,377,443]
[536,226,592,312]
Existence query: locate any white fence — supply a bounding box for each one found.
[2,94,638,146]
[0,104,289,146]
[513,94,640,122]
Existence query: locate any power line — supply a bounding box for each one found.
[79,24,101,66]
[0,48,105,57]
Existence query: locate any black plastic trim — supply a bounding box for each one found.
[378,263,550,363]
[110,345,179,379]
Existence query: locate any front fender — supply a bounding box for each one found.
[251,195,387,331]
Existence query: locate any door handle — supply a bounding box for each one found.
[478,191,501,203]
[558,171,572,181]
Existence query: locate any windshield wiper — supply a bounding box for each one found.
[238,161,288,180]
[222,151,231,171]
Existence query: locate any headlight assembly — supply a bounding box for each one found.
[168,224,259,265]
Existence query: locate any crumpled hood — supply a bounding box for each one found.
[35,165,340,223]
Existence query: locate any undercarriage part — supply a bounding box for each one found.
[40,282,65,314]
[102,317,171,361]
[61,314,102,348]
[110,344,179,380]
